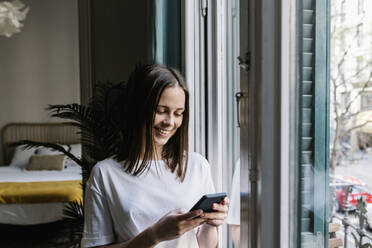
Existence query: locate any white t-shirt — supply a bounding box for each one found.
[226,160,240,225]
[81,152,215,248]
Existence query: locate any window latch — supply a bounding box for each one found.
[201,0,208,17]
[238,52,251,72]
[235,92,246,127]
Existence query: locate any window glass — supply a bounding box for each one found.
[361,92,372,110]
[226,0,240,247]
[330,0,372,247]
[224,0,241,247]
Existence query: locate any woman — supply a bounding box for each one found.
[81,64,229,248]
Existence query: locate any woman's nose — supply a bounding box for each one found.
[162,115,174,126]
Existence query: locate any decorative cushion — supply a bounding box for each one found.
[36,145,68,155]
[26,154,66,171]
[9,145,38,168]
[28,144,81,168]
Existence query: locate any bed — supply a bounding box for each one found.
[0,123,82,225]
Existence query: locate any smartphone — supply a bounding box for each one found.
[190,192,227,212]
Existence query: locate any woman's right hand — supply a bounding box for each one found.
[91,210,205,248]
[148,209,205,243]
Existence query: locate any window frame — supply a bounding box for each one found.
[184,0,331,246]
[183,0,207,155]
[184,0,241,246]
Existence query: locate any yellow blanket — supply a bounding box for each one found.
[0,180,82,204]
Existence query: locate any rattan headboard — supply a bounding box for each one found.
[1,123,80,165]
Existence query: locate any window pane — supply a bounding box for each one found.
[330,0,372,247]
[224,0,240,247]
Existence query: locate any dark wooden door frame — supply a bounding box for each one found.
[78,0,93,106]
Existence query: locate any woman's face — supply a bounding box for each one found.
[153,85,185,153]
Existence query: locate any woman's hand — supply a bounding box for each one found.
[196,197,229,248]
[201,197,229,226]
[91,209,205,248]
[148,209,205,244]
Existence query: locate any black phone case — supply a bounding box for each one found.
[190,192,227,212]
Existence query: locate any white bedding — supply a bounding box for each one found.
[0,165,81,182]
[0,165,82,225]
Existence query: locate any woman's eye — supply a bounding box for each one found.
[175,112,184,117]
[156,109,166,114]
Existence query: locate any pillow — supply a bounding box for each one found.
[36,145,68,155]
[9,145,38,168]
[37,144,82,168]
[26,154,66,171]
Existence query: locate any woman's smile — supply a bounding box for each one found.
[154,127,172,137]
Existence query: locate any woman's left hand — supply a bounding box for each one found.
[201,197,229,227]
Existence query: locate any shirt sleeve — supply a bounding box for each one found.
[81,170,116,247]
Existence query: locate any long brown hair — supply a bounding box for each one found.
[115,64,189,181]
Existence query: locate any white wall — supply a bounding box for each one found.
[0,0,80,164]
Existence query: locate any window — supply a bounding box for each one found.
[358,0,365,15]
[361,92,372,110]
[341,1,346,23]
[356,56,363,76]
[341,92,351,110]
[189,0,337,247]
[330,1,372,247]
[357,23,363,47]
[184,0,240,246]
[223,1,241,247]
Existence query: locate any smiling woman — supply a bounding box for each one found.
[81,64,229,248]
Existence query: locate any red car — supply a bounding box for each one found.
[332,175,372,212]
[335,185,372,211]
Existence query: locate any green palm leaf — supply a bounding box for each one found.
[10,81,129,247]
[10,141,82,167]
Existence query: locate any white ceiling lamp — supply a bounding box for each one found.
[0,0,29,37]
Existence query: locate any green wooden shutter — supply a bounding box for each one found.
[153,0,181,70]
[299,0,330,247]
